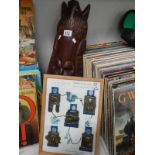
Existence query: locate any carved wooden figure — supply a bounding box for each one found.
[47,0,90,76]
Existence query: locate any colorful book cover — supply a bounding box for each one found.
[19,63,39,71]
[19,88,39,147]
[19,74,37,89]
[19,70,42,125]
[113,83,135,155]
[19,69,42,93]
[19,0,36,66]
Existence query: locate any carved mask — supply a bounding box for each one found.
[47,0,90,76]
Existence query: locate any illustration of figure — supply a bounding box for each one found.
[19,43,36,65]
[83,90,96,115]
[79,127,94,152]
[19,102,30,124]
[45,126,61,147]
[19,45,26,58]
[117,116,135,155]
[64,104,79,128]
[25,17,35,38]
[124,116,135,138]
[48,87,61,113]
[19,102,34,146]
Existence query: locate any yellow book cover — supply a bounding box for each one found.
[19,87,39,147]
[19,0,36,66]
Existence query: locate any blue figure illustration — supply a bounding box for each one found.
[84,90,96,115]
[45,126,61,147]
[52,87,59,94]
[64,104,79,128]
[51,126,58,133]
[79,127,94,152]
[87,90,94,97]
[48,87,61,113]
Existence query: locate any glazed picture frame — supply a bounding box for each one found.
[39,74,104,155]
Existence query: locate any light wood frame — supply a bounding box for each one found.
[39,74,104,155]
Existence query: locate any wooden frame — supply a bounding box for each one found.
[39,74,104,155]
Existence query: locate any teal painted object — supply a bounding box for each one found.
[123,11,135,29]
[120,10,135,47]
[51,116,60,125]
[66,92,78,102]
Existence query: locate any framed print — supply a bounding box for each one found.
[39,74,104,155]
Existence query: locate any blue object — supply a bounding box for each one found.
[66,92,78,102]
[19,63,39,71]
[52,87,59,94]
[85,127,92,134]
[51,126,58,133]
[79,147,93,152]
[84,112,95,115]
[65,124,79,128]
[70,104,77,112]
[87,90,94,97]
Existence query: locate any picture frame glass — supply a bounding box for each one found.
[40,75,103,155]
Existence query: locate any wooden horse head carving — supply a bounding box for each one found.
[47,0,90,76]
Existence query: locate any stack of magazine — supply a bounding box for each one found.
[19,0,42,148]
[84,42,135,155]
[19,0,36,69]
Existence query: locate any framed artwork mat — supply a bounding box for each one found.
[39,74,104,155]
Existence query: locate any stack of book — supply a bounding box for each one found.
[19,0,42,148]
[19,0,36,69]
[84,42,135,155]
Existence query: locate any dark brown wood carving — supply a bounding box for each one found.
[47,0,90,76]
